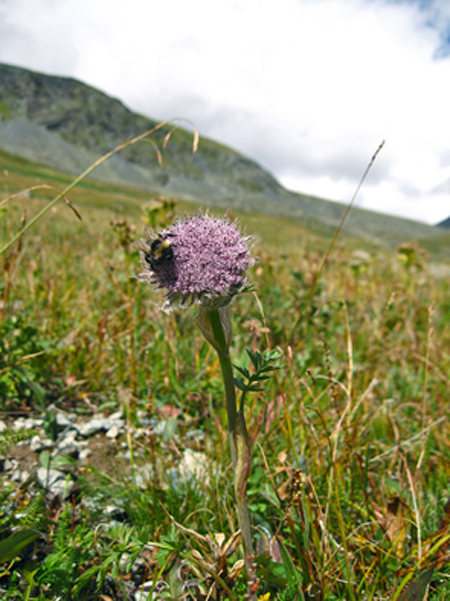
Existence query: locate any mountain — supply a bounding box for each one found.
[0,62,446,244]
[437,217,450,228]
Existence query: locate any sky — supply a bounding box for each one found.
[0,0,449,225]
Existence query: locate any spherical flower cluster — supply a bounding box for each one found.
[135,212,254,310]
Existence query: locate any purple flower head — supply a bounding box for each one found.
[135,212,254,310]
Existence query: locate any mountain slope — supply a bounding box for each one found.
[0,62,446,244]
[437,216,450,228]
[0,62,294,207]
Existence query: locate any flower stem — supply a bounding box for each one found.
[218,352,238,467]
[208,309,258,600]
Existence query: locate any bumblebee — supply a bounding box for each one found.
[135,227,174,271]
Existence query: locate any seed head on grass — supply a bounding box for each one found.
[135,211,254,311]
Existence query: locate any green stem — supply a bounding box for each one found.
[124,249,136,395]
[208,310,237,464]
[208,309,258,600]
[219,352,238,467]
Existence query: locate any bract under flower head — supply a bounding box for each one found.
[135,212,254,310]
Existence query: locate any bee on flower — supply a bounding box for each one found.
[134,211,255,311]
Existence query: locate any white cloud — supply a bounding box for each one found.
[0,0,80,72]
[0,0,449,224]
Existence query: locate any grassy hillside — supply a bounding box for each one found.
[1,147,449,258]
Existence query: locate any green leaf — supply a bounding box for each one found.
[39,450,52,469]
[234,364,251,379]
[72,564,101,596]
[51,454,78,469]
[234,376,246,391]
[396,568,434,601]
[277,537,302,586]
[0,530,42,564]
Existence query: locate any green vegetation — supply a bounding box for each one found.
[1,149,450,599]
[0,101,12,121]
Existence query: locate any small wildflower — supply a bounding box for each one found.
[135,211,254,310]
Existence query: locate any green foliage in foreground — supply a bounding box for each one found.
[0,169,450,600]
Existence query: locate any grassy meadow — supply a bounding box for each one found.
[1,148,450,600]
